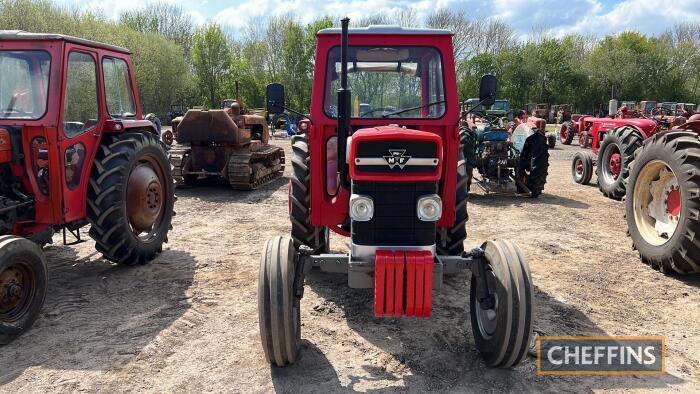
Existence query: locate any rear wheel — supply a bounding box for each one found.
[258,236,302,366]
[560,122,575,145]
[625,131,700,274]
[0,236,48,345]
[471,239,533,368]
[596,126,643,200]
[289,134,329,253]
[437,131,470,256]
[546,133,556,149]
[571,151,594,184]
[517,132,549,197]
[161,129,174,146]
[87,132,175,265]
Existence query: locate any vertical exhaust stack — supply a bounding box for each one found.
[337,17,351,188]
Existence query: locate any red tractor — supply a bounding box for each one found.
[558,114,589,146]
[624,117,700,275]
[570,115,657,199]
[258,20,534,368]
[0,32,175,343]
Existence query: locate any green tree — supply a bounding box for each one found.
[191,24,231,108]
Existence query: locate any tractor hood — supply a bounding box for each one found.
[349,126,443,182]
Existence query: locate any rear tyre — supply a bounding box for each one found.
[87,132,175,265]
[471,239,533,368]
[289,134,329,253]
[571,151,594,185]
[596,126,643,200]
[460,126,476,192]
[625,131,700,274]
[436,132,470,256]
[560,122,575,145]
[258,236,302,366]
[517,132,549,197]
[0,236,48,345]
[546,133,556,149]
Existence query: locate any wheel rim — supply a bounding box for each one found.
[601,143,622,183]
[475,270,499,339]
[574,158,584,181]
[633,160,681,246]
[126,154,167,241]
[0,261,36,322]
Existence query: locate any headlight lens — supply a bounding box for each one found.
[417,195,442,221]
[349,194,374,221]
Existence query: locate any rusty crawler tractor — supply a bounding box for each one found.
[168,102,284,190]
[0,31,175,343]
[625,118,700,275]
[258,20,534,368]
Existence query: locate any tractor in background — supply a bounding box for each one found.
[525,102,549,119]
[549,104,571,124]
[0,31,175,343]
[168,100,284,190]
[558,113,589,146]
[625,116,700,275]
[258,20,534,368]
[462,113,549,196]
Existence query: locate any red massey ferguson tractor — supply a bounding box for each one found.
[0,32,175,343]
[258,20,534,368]
[570,115,658,199]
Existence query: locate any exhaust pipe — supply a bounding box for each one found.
[337,17,351,189]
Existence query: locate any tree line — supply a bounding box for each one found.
[3,0,700,119]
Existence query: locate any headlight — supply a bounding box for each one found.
[349,194,374,221]
[417,195,442,221]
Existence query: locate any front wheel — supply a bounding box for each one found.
[625,131,700,274]
[470,239,533,368]
[87,132,175,265]
[571,151,594,185]
[517,132,549,197]
[0,236,48,345]
[258,236,302,366]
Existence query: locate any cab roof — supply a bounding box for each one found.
[0,30,130,54]
[318,25,452,36]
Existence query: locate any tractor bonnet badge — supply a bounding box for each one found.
[384,149,411,169]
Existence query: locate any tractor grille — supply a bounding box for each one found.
[354,140,438,174]
[351,181,437,246]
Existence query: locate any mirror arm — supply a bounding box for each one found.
[460,96,495,119]
[270,102,308,119]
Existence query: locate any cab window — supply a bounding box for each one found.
[103,57,136,118]
[63,52,99,137]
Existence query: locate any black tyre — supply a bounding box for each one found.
[471,239,533,368]
[436,131,470,256]
[560,122,575,145]
[596,126,643,200]
[579,130,591,148]
[259,236,302,366]
[0,235,48,345]
[87,132,175,265]
[517,132,549,197]
[625,131,700,274]
[546,133,556,149]
[289,134,329,253]
[460,126,476,193]
[571,151,594,185]
[161,129,174,146]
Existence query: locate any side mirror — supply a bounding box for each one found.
[479,75,497,107]
[266,83,285,115]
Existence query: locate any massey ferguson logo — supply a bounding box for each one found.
[383,149,411,169]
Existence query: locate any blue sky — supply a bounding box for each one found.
[53,0,700,38]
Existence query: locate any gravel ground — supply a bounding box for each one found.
[1,136,698,393]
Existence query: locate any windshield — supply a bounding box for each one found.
[491,101,510,111]
[0,51,50,120]
[325,46,445,119]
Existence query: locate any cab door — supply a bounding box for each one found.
[58,47,104,223]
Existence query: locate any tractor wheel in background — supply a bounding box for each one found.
[579,131,591,148]
[289,134,329,253]
[0,235,48,345]
[436,130,470,256]
[460,126,476,192]
[559,122,575,145]
[625,130,700,275]
[258,236,302,366]
[470,239,533,368]
[571,151,594,185]
[546,133,556,149]
[517,132,549,197]
[87,132,175,266]
[596,126,643,200]
[161,129,174,146]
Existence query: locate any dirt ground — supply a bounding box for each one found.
[1,135,699,393]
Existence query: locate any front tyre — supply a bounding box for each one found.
[518,132,549,197]
[258,236,302,366]
[571,151,594,185]
[625,131,700,274]
[596,126,643,200]
[0,236,48,345]
[471,240,533,368]
[87,132,175,265]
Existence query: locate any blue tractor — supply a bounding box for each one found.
[461,114,549,196]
